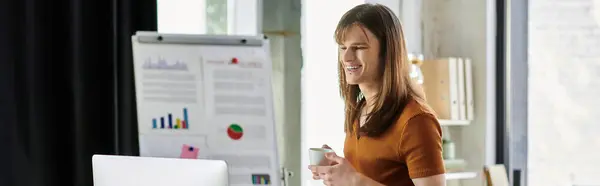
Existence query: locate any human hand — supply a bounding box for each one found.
[310,144,338,180]
[308,152,359,186]
[320,144,337,165]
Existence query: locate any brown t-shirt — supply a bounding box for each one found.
[343,99,446,186]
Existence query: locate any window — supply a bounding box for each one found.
[157,0,259,35]
[505,0,600,185]
[527,0,600,185]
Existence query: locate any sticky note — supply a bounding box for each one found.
[180,144,199,159]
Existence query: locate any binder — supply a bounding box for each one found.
[457,58,467,120]
[464,58,475,120]
[420,58,460,120]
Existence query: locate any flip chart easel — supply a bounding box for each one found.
[131,31,288,186]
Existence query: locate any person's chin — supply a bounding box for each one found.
[345,71,362,84]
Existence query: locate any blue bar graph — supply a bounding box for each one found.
[168,114,173,128]
[160,117,165,128]
[152,119,157,129]
[183,108,189,129]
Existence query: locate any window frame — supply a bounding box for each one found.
[496,0,529,185]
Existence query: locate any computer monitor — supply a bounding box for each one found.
[92,154,229,186]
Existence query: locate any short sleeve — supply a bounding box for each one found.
[399,114,446,179]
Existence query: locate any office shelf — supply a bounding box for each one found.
[445,171,477,180]
[439,119,471,126]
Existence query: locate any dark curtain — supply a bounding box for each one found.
[0,0,156,185]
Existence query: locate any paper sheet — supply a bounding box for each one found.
[134,45,206,136]
[180,144,200,159]
[200,47,279,185]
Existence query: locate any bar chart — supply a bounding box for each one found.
[251,174,271,185]
[152,107,189,130]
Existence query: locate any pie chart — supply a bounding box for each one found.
[227,123,244,140]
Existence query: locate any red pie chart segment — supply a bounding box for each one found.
[227,123,243,140]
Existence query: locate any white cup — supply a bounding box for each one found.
[308,148,334,166]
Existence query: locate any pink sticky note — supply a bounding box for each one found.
[180,144,199,159]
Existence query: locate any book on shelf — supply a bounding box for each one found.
[464,58,475,120]
[420,57,474,121]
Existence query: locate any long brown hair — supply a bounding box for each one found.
[335,3,428,137]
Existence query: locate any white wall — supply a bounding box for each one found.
[422,0,497,185]
[400,0,423,54]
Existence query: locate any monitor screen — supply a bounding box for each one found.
[92,155,228,186]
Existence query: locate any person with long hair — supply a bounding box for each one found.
[308,3,446,186]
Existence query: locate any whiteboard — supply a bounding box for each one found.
[131,31,281,186]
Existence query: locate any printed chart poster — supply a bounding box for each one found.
[132,38,281,186]
[201,45,279,186]
[133,44,207,136]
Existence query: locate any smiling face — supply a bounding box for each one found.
[338,24,381,85]
[337,4,427,136]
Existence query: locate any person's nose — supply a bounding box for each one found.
[341,48,355,62]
